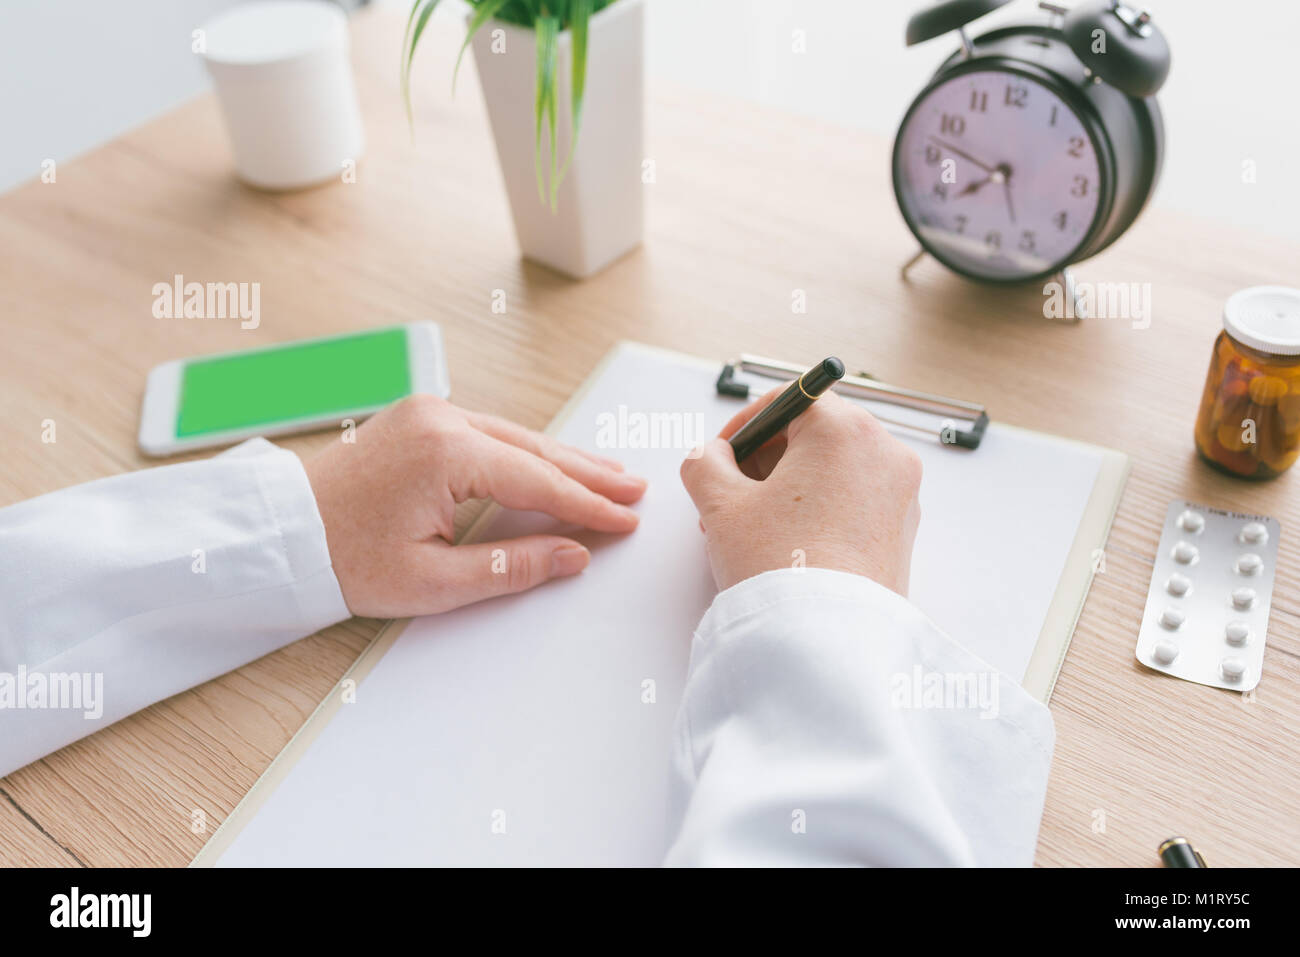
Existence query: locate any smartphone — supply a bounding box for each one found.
[138,322,450,456]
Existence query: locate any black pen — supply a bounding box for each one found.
[1158,836,1207,868]
[729,356,845,462]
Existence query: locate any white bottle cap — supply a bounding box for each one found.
[1223,286,1300,356]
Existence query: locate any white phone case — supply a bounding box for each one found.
[138,321,450,456]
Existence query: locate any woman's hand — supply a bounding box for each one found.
[305,395,647,617]
[679,389,922,594]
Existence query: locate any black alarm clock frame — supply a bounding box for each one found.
[893,0,1171,319]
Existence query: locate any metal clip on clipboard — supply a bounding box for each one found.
[716,353,990,450]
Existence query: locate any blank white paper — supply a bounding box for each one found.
[215,343,1102,866]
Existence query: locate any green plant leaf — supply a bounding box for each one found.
[555,0,591,189]
[534,14,559,207]
[400,0,423,123]
[548,46,560,211]
[452,0,513,94]
[402,0,444,135]
[400,0,610,209]
[401,0,422,68]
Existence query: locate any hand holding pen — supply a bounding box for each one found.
[681,358,924,594]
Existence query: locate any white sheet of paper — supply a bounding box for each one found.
[215,344,1102,866]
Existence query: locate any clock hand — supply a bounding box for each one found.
[984,161,1016,225]
[957,160,1012,203]
[957,175,993,197]
[928,136,995,174]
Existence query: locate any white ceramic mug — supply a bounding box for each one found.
[200,0,364,190]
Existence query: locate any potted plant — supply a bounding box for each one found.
[402,0,645,279]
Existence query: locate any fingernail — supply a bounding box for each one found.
[551,543,590,577]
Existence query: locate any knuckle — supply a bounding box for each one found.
[679,451,700,482]
[399,392,444,418]
[534,459,576,503]
[538,457,568,486]
[831,402,879,439]
[505,547,534,592]
[401,394,457,441]
[850,404,883,432]
[679,441,719,486]
[897,445,924,489]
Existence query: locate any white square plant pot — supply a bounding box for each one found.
[470,0,645,279]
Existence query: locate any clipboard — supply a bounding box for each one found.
[193,341,1128,867]
[717,353,991,449]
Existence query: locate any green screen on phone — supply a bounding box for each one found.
[176,327,412,437]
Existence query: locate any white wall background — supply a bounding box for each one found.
[0,0,244,189]
[633,0,1300,243]
[2,0,1296,241]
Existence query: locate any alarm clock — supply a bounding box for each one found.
[892,0,1170,287]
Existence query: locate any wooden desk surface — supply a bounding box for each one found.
[2,7,1297,867]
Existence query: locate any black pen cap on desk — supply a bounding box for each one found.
[1159,836,1207,868]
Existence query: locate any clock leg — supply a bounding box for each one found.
[957,27,974,59]
[900,247,927,280]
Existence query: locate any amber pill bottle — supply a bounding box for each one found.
[1194,286,1300,479]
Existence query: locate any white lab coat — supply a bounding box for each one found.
[0,439,1054,865]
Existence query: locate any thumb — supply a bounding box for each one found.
[680,437,744,511]
[431,534,590,610]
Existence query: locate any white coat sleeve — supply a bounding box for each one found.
[664,567,1055,867]
[0,438,350,779]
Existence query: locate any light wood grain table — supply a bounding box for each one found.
[2,7,1296,867]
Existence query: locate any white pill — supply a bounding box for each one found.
[1159,607,1185,630]
[1232,587,1257,610]
[1152,639,1179,665]
[1154,639,1185,660]
[1178,510,1205,533]
[1225,621,1251,646]
[1220,656,1247,681]
[1166,573,1191,596]
[1240,521,1268,545]
[1235,553,1263,576]
[1172,541,1199,564]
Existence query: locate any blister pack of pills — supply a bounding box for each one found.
[1135,501,1281,692]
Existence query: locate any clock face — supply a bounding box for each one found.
[895,68,1105,281]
